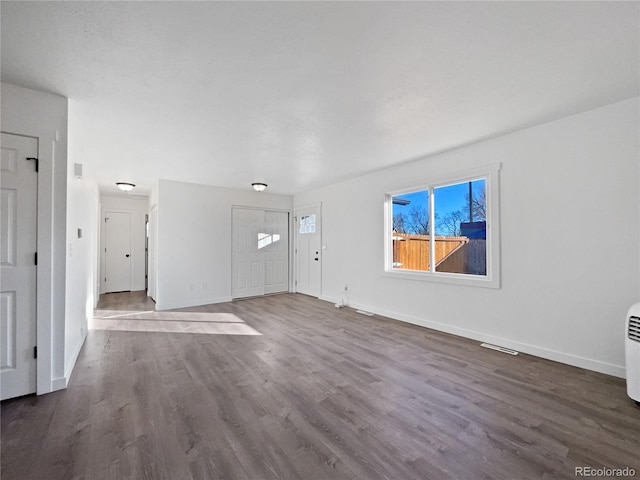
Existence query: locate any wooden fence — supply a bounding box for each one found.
[392,234,486,275]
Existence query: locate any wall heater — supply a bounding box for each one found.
[626,303,640,406]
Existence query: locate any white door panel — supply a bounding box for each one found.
[264,211,288,294]
[1,133,37,400]
[232,208,264,298]
[104,211,132,293]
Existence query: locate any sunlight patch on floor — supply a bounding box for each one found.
[89,311,261,335]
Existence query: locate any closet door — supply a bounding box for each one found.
[232,208,265,298]
[263,211,289,294]
[232,208,289,299]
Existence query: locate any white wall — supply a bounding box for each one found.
[294,97,640,378]
[1,83,69,393]
[156,180,292,310]
[99,194,149,293]
[65,103,100,384]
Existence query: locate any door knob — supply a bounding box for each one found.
[125,254,130,258]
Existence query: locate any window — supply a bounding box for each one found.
[384,164,501,288]
[299,214,316,234]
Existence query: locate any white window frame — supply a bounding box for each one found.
[383,163,501,289]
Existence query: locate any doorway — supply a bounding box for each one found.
[232,208,289,299]
[103,211,132,293]
[1,133,38,400]
[295,203,322,298]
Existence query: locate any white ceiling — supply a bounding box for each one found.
[2,1,638,196]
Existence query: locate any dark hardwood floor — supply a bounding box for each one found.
[2,293,639,479]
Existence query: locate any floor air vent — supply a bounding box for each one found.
[626,306,640,405]
[629,316,640,343]
[356,310,374,316]
[480,343,519,355]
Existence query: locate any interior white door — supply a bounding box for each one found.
[263,211,289,295]
[104,211,132,293]
[295,204,321,297]
[232,208,265,298]
[1,133,38,400]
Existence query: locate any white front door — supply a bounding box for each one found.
[263,211,289,295]
[232,208,265,298]
[104,211,132,293]
[295,204,321,297]
[1,133,38,400]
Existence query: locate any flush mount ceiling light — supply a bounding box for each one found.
[252,182,267,192]
[116,182,136,192]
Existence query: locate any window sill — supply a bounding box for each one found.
[382,268,500,289]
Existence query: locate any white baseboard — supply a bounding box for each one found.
[54,328,89,392]
[319,295,625,379]
[51,376,67,392]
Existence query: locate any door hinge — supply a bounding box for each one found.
[295,280,297,286]
[34,346,37,359]
[34,252,38,265]
[26,157,39,172]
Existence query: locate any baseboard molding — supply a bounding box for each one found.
[56,328,89,392]
[156,296,233,311]
[51,376,67,392]
[319,295,626,379]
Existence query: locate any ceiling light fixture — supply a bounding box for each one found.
[116,182,136,192]
[252,182,267,192]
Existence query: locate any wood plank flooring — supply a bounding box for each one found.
[2,292,639,480]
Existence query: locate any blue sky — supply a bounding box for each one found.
[393,178,486,226]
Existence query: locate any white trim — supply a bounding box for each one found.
[51,376,67,392]
[381,268,499,288]
[318,295,625,379]
[63,329,87,385]
[38,134,57,395]
[387,163,501,198]
[148,204,158,301]
[384,163,501,289]
[230,204,291,214]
